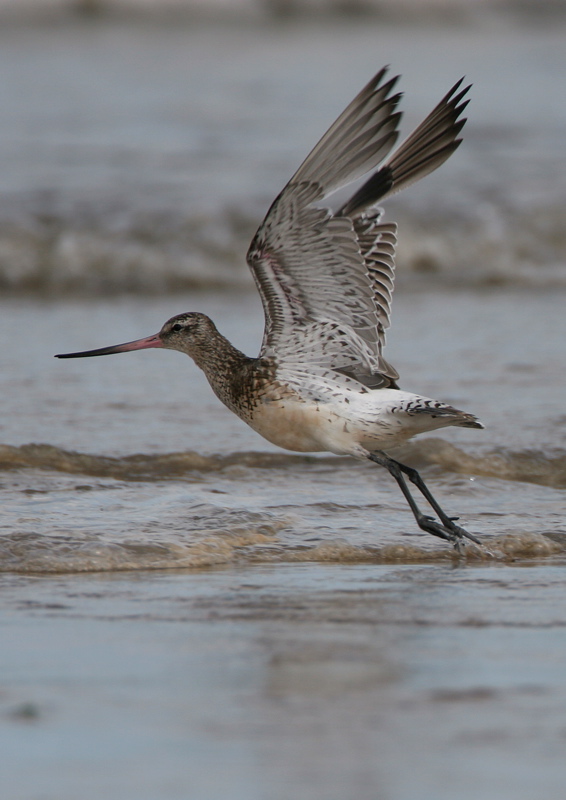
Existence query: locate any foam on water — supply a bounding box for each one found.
[0,20,565,294]
[1,440,566,573]
[0,518,286,574]
[3,198,566,295]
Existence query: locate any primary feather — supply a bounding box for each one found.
[247,68,470,390]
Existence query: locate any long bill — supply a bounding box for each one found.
[55,333,163,359]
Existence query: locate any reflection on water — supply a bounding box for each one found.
[2,563,566,800]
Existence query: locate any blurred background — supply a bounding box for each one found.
[0,0,564,297]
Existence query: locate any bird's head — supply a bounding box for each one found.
[55,312,219,360]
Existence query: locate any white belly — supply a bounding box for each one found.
[246,398,330,452]
[245,396,399,455]
[243,388,466,456]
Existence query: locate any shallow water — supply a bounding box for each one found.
[0,18,565,292]
[2,288,566,571]
[3,562,566,800]
[1,14,566,799]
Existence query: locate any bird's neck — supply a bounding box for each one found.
[186,331,254,405]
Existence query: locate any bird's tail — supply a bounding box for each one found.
[455,411,485,430]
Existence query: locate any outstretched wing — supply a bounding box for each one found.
[247,68,470,387]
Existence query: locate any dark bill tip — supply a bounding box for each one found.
[55,334,163,359]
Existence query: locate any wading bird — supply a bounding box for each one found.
[57,67,484,549]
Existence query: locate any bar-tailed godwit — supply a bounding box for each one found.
[57,67,484,549]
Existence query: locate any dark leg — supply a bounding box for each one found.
[368,451,481,548]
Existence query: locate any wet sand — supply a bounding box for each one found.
[3,561,566,800]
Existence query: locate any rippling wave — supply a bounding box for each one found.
[3,439,566,573]
[0,510,290,574]
[3,438,566,488]
[2,201,565,295]
[1,531,563,574]
[0,443,322,479]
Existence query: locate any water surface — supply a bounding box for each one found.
[1,15,566,800]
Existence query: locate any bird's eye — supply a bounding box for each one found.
[171,323,183,332]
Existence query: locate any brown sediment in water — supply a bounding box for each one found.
[395,438,566,489]
[0,443,323,480]
[272,534,566,565]
[1,527,564,575]
[3,440,566,489]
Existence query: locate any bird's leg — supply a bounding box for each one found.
[394,459,482,545]
[367,451,481,548]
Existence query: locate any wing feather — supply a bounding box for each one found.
[247,69,470,388]
[338,78,470,216]
[291,67,403,192]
